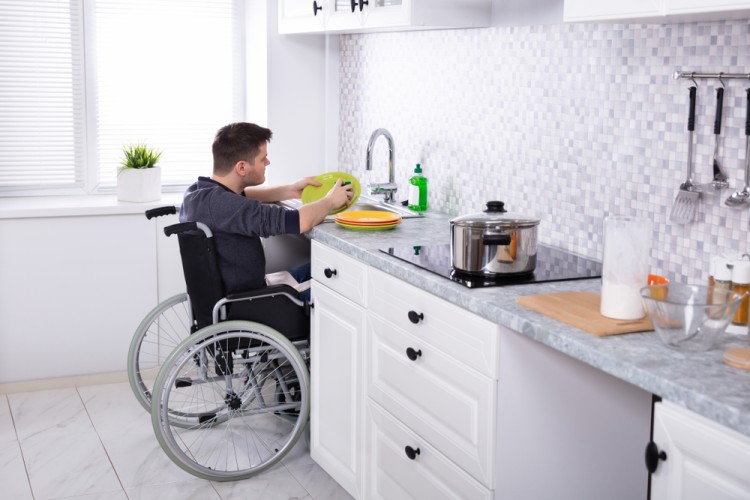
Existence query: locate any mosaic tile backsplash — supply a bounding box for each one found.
[337,19,750,284]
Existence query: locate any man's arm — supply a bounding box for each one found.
[297,179,352,232]
[244,176,321,202]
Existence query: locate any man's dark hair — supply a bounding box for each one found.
[212,122,272,175]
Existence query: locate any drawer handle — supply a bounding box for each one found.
[407,310,424,324]
[313,1,322,16]
[406,347,422,361]
[644,441,667,474]
[404,446,421,460]
[323,268,337,279]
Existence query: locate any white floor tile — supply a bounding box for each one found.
[0,394,17,442]
[211,472,312,500]
[288,462,355,500]
[125,480,222,500]
[0,439,33,500]
[8,387,123,500]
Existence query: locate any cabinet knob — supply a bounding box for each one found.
[406,347,422,361]
[404,445,420,460]
[313,1,322,16]
[407,310,424,324]
[644,441,667,474]
[323,268,337,279]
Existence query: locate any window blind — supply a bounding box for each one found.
[0,0,244,195]
[93,0,244,189]
[0,0,86,192]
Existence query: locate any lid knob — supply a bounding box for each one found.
[484,201,507,213]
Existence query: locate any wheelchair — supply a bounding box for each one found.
[127,206,311,481]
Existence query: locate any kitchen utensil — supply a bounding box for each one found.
[698,86,730,191]
[516,291,653,336]
[450,201,540,277]
[725,88,750,208]
[640,283,745,351]
[301,172,361,214]
[600,215,651,320]
[670,86,701,223]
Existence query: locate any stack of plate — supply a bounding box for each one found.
[334,211,402,231]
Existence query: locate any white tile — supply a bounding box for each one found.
[8,388,122,500]
[287,462,354,500]
[125,481,221,500]
[211,472,311,500]
[79,383,202,488]
[0,394,16,442]
[0,439,33,500]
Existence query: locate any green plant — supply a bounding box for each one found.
[119,143,162,173]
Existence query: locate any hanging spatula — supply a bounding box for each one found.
[670,86,700,224]
[698,86,730,192]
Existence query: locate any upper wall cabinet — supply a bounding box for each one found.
[563,0,750,22]
[278,0,491,35]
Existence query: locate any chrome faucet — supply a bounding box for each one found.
[365,128,397,203]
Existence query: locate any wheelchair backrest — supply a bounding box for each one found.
[164,222,225,331]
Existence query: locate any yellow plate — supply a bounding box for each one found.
[301,172,361,215]
[335,210,401,225]
[335,220,400,231]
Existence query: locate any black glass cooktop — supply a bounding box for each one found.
[380,244,602,288]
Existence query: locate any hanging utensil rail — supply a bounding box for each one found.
[674,71,750,82]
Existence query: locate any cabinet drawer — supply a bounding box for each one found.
[365,401,492,500]
[311,241,367,306]
[368,267,499,378]
[368,313,496,487]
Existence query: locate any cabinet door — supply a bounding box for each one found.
[651,401,750,500]
[665,0,750,15]
[326,0,365,32]
[310,281,365,499]
[564,0,663,21]
[278,0,326,34]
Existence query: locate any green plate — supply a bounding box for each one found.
[301,172,361,215]
[335,220,400,231]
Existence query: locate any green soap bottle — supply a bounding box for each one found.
[407,163,428,212]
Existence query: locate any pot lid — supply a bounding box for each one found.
[450,201,541,228]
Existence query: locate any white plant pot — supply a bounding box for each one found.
[117,167,162,202]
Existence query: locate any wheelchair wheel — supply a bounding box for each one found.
[151,320,310,481]
[127,293,192,412]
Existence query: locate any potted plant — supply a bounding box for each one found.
[117,143,163,202]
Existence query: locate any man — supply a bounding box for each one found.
[180,122,351,297]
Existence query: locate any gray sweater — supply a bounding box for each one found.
[180,177,300,293]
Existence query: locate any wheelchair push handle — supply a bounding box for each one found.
[164,221,214,238]
[145,206,177,220]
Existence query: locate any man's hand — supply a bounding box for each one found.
[298,179,353,232]
[289,176,322,199]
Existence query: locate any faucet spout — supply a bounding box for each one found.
[365,128,397,203]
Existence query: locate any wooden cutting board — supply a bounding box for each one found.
[516,291,653,337]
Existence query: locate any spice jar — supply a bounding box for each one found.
[731,258,750,327]
[711,256,733,305]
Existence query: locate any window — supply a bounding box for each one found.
[0,0,245,196]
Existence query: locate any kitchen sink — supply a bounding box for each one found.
[279,195,423,220]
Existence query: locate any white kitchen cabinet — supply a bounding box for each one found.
[650,400,750,500]
[309,241,366,498]
[278,0,326,34]
[279,0,490,34]
[564,0,663,22]
[563,0,750,21]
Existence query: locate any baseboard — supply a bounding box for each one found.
[0,371,129,394]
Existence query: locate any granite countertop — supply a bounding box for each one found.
[310,210,750,439]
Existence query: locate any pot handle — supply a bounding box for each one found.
[483,233,512,246]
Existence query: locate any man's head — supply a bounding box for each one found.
[212,122,272,186]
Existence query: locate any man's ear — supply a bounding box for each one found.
[234,160,246,175]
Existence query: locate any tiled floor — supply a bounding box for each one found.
[0,382,353,500]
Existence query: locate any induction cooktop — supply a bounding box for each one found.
[379,244,602,288]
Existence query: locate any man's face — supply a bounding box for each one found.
[241,143,270,186]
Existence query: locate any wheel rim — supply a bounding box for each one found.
[127,293,192,412]
[151,322,309,481]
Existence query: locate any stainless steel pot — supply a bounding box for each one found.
[450,201,540,276]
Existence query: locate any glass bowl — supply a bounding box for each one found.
[640,284,746,351]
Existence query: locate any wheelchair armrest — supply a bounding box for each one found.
[145,206,176,219]
[213,284,306,324]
